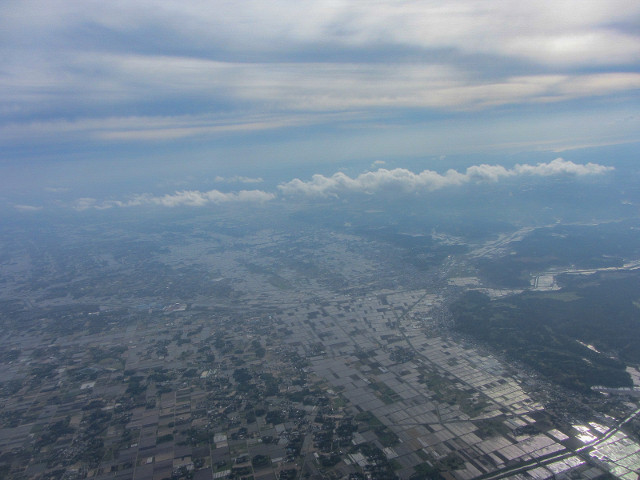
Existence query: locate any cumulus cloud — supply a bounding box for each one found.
[66,158,613,210]
[278,159,613,197]
[134,189,275,207]
[513,158,613,176]
[73,189,275,210]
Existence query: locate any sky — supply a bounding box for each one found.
[1,0,639,211]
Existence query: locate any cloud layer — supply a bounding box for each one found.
[278,158,613,197]
[64,158,612,211]
[1,0,638,155]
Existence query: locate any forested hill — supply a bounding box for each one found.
[451,270,640,392]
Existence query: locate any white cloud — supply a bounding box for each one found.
[214,176,263,184]
[44,186,69,193]
[0,111,357,144]
[513,158,613,176]
[72,198,99,211]
[278,158,613,197]
[73,189,275,210]
[65,158,613,210]
[3,55,638,149]
[1,0,638,177]
[6,1,636,67]
[2,4,639,109]
[14,204,43,212]
[16,53,640,111]
[138,189,275,207]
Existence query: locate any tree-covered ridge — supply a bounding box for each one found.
[476,221,640,287]
[451,270,640,392]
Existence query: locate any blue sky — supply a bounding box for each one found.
[1,0,639,210]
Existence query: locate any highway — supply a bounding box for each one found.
[478,406,640,480]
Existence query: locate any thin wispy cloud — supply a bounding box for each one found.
[13,204,43,212]
[1,0,638,159]
[43,187,70,193]
[278,159,613,197]
[0,112,341,145]
[214,176,264,184]
[4,1,636,67]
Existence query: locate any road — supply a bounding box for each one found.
[477,407,640,480]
